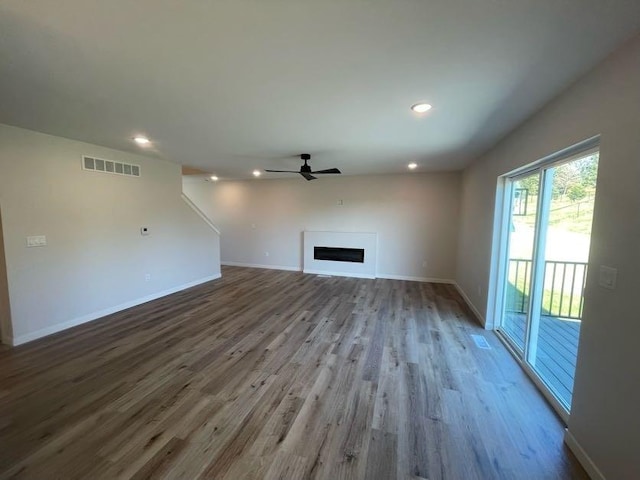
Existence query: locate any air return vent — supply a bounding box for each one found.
[471,334,491,350]
[82,156,140,178]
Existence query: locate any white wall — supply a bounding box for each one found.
[184,172,461,281]
[0,124,221,345]
[456,34,640,479]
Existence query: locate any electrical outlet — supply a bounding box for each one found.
[264,251,269,257]
[422,261,427,268]
[145,273,151,281]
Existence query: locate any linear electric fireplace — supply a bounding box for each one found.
[303,231,377,278]
[314,246,365,263]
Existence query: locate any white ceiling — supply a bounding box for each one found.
[1,1,639,180]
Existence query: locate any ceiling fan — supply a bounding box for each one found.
[265,154,341,181]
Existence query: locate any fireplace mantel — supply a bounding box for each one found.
[303,231,377,278]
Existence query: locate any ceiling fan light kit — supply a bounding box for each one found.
[265,154,342,181]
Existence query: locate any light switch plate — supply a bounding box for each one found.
[598,265,617,289]
[26,235,47,247]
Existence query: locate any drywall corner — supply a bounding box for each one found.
[0,204,13,344]
[454,282,487,328]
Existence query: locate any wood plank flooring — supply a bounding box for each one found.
[0,266,588,479]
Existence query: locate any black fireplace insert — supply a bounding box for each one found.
[314,246,365,263]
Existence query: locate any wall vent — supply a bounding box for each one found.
[82,155,141,178]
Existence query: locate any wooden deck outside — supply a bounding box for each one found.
[502,312,581,407]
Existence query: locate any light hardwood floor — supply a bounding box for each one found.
[0,266,587,479]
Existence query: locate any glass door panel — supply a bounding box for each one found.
[500,172,540,352]
[527,153,598,408]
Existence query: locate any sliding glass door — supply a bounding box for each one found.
[497,149,599,413]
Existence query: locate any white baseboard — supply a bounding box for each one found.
[376,273,455,283]
[222,261,301,272]
[10,274,221,346]
[453,282,486,327]
[222,262,456,284]
[564,429,605,480]
[303,269,375,279]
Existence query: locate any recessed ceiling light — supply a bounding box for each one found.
[133,136,150,146]
[253,170,261,177]
[210,175,219,181]
[408,162,418,170]
[411,103,432,113]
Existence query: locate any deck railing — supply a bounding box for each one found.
[506,259,588,320]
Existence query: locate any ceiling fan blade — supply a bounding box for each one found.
[300,172,317,181]
[265,169,299,173]
[311,168,341,174]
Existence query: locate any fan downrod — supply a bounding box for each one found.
[300,154,311,173]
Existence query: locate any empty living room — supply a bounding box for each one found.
[1,1,639,479]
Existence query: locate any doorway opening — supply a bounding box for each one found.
[490,138,599,419]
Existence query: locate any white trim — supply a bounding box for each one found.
[454,283,487,327]
[9,274,221,346]
[377,273,455,284]
[222,261,301,272]
[564,429,605,480]
[181,193,221,235]
[221,263,456,284]
[486,176,511,331]
[503,136,600,178]
[303,268,375,279]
